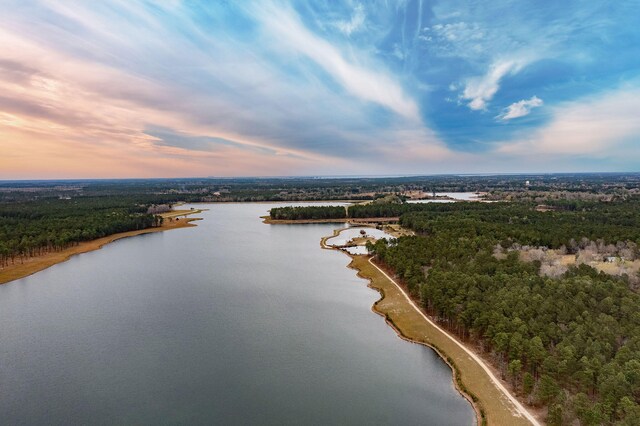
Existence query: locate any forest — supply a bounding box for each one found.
[348,201,436,218]
[268,205,347,220]
[270,201,459,220]
[0,196,158,267]
[366,199,640,425]
[272,198,640,239]
[399,200,640,249]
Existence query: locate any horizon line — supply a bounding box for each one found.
[1,171,640,183]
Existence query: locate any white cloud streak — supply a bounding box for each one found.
[497,96,543,120]
[252,3,420,121]
[462,59,527,110]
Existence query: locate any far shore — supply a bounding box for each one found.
[320,229,541,426]
[262,216,399,225]
[189,199,368,205]
[0,210,202,285]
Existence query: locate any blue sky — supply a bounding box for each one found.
[0,0,638,178]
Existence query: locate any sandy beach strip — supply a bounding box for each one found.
[0,211,201,285]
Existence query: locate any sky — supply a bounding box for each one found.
[0,0,639,179]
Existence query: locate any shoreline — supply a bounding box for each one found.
[0,212,201,285]
[320,230,541,426]
[351,257,483,426]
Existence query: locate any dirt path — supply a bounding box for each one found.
[319,229,541,425]
[365,256,541,426]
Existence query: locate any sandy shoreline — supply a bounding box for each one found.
[0,211,201,285]
[320,230,541,426]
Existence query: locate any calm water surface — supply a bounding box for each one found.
[0,203,474,425]
[436,192,481,201]
[407,192,481,203]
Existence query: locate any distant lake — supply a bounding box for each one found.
[436,192,482,200]
[407,192,481,203]
[0,203,474,425]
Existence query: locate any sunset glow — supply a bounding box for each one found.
[1,1,639,178]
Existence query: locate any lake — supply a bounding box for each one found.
[0,203,474,425]
[407,192,482,203]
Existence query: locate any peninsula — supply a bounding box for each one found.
[0,209,202,285]
[268,186,640,425]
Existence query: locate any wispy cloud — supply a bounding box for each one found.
[145,126,278,156]
[461,59,528,110]
[335,3,365,35]
[0,0,638,177]
[251,2,420,121]
[497,96,543,120]
[427,21,484,44]
[496,86,640,156]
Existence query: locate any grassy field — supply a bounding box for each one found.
[0,212,200,285]
[381,223,414,237]
[347,254,540,426]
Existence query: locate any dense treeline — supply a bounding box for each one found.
[348,202,420,218]
[271,201,491,220]
[400,200,640,249]
[274,199,640,250]
[347,200,500,218]
[368,199,640,425]
[269,202,437,220]
[269,206,346,220]
[0,197,158,267]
